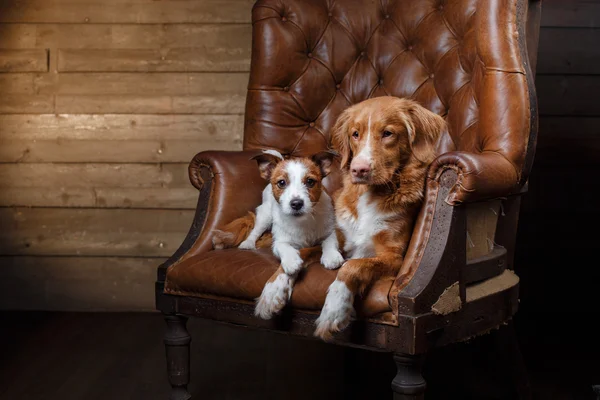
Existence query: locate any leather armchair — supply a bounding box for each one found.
[156,0,541,398]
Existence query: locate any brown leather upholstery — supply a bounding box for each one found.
[166,248,392,317]
[244,0,535,204]
[164,0,537,323]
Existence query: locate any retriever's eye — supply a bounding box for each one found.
[382,130,393,138]
[305,178,316,188]
[352,131,359,139]
[277,180,287,188]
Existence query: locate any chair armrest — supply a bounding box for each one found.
[157,150,265,281]
[389,168,467,316]
[429,151,522,205]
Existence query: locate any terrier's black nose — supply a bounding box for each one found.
[290,199,304,211]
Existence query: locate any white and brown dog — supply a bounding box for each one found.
[212,150,344,319]
[314,97,446,340]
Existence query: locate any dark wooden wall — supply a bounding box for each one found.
[514,1,600,397]
[517,0,600,314]
[0,0,252,310]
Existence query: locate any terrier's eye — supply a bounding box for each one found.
[305,178,316,188]
[382,130,393,138]
[277,180,287,188]
[352,131,359,139]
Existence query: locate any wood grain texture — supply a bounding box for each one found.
[0,49,48,72]
[0,114,244,162]
[0,0,254,24]
[536,75,600,116]
[0,208,194,256]
[0,95,54,113]
[0,256,163,311]
[58,48,250,72]
[35,72,249,95]
[0,163,201,208]
[15,24,252,50]
[540,0,600,28]
[0,187,199,209]
[537,28,600,74]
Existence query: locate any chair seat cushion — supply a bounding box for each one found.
[164,248,393,318]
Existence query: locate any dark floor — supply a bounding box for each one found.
[0,312,597,400]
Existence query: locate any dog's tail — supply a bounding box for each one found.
[211,212,273,250]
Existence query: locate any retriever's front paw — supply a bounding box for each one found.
[320,250,344,270]
[314,280,355,341]
[254,274,293,319]
[238,239,256,250]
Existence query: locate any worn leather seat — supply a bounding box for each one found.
[165,248,393,318]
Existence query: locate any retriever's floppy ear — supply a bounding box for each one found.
[311,150,338,178]
[404,102,446,164]
[250,149,284,180]
[330,109,352,171]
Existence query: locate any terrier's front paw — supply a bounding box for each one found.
[254,274,293,319]
[281,254,303,276]
[238,239,256,250]
[314,280,355,341]
[320,250,344,270]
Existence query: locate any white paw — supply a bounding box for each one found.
[281,253,303,276]
[254,274,294,319]
[238,239,256,250]
[320,250,344,270]
[314,280,355,341]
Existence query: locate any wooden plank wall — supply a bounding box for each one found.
[0,0,253,310]
[0,0,596,312]
[516,0,600,315]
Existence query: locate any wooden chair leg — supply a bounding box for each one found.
[391,353,426,400]
[164,314,192,400]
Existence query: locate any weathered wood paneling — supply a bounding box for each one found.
[0,0,254,24]
[0,188,199,209]
[0,256,163,311]
[0,163,199,208]
[0,114,244,162]
[58,48,250,72]
[0,49,48,72]
[0,0,252,310]
[0,208,193,256]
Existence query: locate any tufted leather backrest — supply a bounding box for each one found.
[243,0,538,189]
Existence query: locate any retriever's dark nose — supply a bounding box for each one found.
[290,199,304,211]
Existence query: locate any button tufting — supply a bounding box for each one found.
[336,84,341,89]
[429,73,435,79]
[307,52,313,58]
[283,86,289,91]
[385,14,390,19]
[309,122,315,127]
[328,12,333,17]
[360,51,365,57]
[408,45,413,51]
[281,16,287,21]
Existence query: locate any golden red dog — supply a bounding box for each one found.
[314,96,446,340]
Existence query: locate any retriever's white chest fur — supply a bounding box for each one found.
[337,192,393,259]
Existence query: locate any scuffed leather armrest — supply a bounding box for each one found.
[389,169,466,316]
[157,150,265,280]
[428,151,521,205]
